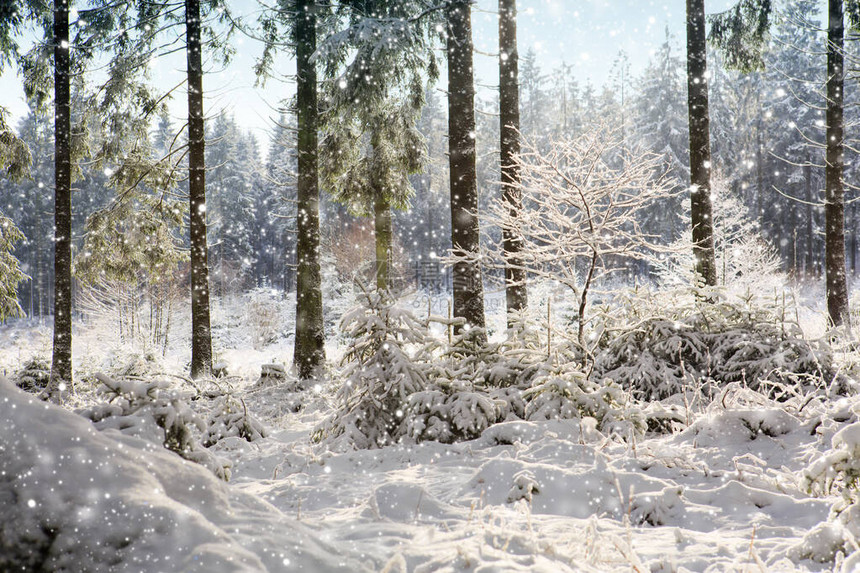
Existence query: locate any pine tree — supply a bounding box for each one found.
[825,0,849,327]
[206,113,259,293]
[632,28,688,243]
[264,115,299,293]
[257,0,336,378]
[498,0,527,324]
[0,211,27,322]
[759,1,824,277]
[549,61,582,138]
[49,0,73,393]
[686,0,718,287]
[294,0,326,378]
[318,0,437,292]
[184,0,214,377]
[446,0,486,338]
[518,48,548,143]
[399,87,449,274]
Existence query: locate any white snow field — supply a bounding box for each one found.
[3,286,860,572]
[3,365,860,572]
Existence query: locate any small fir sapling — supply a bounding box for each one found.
[202,394,267,447]
[318,288,428,448]
[407,313,555,443]
[15,356,51,393]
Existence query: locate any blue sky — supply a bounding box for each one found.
[0,0,739,153]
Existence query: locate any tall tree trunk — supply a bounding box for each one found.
[446,0,486,338]
[499,0,527,327]
[825,0,850,327]
[685,0,717,287]
[293,0,325,378]
[805,160,814,277]
[186,0,213,378]
[374,191,392,291]
[756,121,764,221]
[852,202,858,277]
[50,0,72,394]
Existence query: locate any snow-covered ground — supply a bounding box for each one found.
[2,288,859,572]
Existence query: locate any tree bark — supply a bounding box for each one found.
[446,0,486,338]
[805,160,814,277]
[374,191,392,291]
[852,202,857,277]
[825,0,850,327]
[50,0,72,394]
[293,0,326,378]
[499,0,527,327]
[685,0,717,287]
[186,0,213,378]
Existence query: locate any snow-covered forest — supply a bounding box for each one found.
[5,0,860,571]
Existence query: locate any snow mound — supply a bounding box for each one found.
[0,378,356,572]
[365,482,452,522]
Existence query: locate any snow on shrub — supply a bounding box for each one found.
[523,367,646,436]
[805,421,860,498]
[202,394,267,447]
[592,286,837,400]
[406,323,538,443]
[790,500,860,567]
[15,356,51,393]
[317,289,427,448]
[80,373,240,480]
[405,384,509,444]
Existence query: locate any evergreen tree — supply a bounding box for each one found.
[295,0,326,378]
[686,0,718,287]
[41,0,74,394]
[518,48,548,143]
[499,0,527,323]
[397,87,449,278]
[317,0,437,292]
[825,0,849,326]
[633,29,689,244]
[206,113,259,294]
[264,114,299,293]
[182,0,214,376]
[446,0,486,338]
[760,1,824,276]
[0,210,27,322]
[549,61,582,138]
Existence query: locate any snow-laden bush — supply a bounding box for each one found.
[523,360,646,436]
[81,374,234,480]
[805,421,860,499]
[202,394,267,447]
[111,349,163,377]
[790,500,860,567]
[317,289,428,448]
[15,356,51,393]
[320,294,535,447]
[322,290,660,448]
[405,383,510,443]
[592,285,837,400]
[404,322,537,444]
